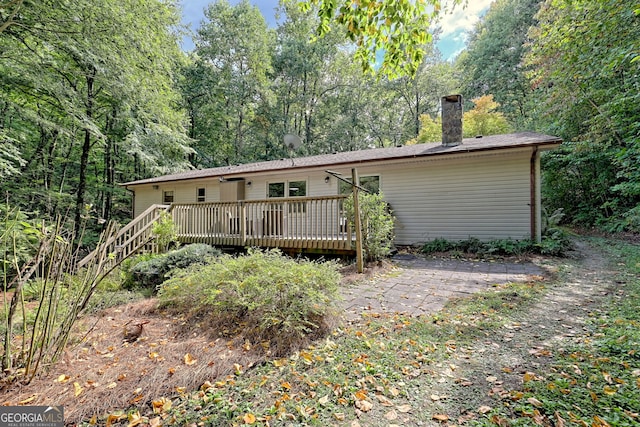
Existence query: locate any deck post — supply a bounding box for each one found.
[240,201,247,245]
[352,168,364,273]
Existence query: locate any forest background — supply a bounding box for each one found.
[1,0,638,254]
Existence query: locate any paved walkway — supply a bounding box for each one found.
[341,253,548,320]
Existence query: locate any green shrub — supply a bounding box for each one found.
[158,248,341,355]
[422,235,570,257]
[152,211,179,253]
[123,243,220,290]
[421,238,454,253]
[344,192,395,261]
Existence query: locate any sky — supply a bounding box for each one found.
[179,0,493,60]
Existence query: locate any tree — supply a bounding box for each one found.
[301,0,463,78]
[0,0,191,238]
[527,0,640,231]
[457,0,542,128]
[463,95,511,138]
[408,94,511,145]
[194,0,275,166]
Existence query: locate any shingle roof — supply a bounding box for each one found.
[121,132,562,187]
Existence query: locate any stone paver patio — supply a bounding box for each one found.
[341,253,548,320]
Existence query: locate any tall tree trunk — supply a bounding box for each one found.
[74,68,95,245]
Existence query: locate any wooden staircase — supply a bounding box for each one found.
[77,204,169,270]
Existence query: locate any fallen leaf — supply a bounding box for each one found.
[355,399,373,412]
[350,421,361,427]
[242,413,256,424]
[478,405,492,414]
[432,414,449,421]
[603,385,617,396]
[183,353,196,365]
[152,397,172,414]
[57,374,70,383]
[105,413,126,427]
[318,395,330,405]
[385,410,398,420]
[486,375,498,383]
[74,382,84,397]
[389,387,400,397]
[333,413,345,421]
[234,363,243,375]
[523,372,538,382]
[354,390,367,401]
[430,394,442,401]
[375,394,393,406]
[148,417,161,427]
[396,404,412,413]
[19,395,37,404]
[127,411,143,427]
[527,397,543,407]
[107,382,117,389]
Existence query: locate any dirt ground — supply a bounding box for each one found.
[1,238,629,425]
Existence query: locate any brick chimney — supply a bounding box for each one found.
[441,94,463,146]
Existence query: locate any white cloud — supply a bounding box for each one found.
[436,0,494,38]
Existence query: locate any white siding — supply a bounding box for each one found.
[379,152,532,244]
[128,148,535,244]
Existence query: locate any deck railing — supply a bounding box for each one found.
[77,204,169,269]
[171,195,353,250]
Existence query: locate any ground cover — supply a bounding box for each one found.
[1,236,637,426]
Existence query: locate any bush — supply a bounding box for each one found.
[123,243,220,290]
[422,235,570,257]
[421,238,454,253]
[158,248,341,355]
[344,192,395,261]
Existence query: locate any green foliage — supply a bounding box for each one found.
[300,0,463,79]
[541,142,635,231]
[421,238,455,253]
[344,192,395,262]
[457,0,542,128]
[527,0,640,232]
[123,244,220,290]
[421,234,571,257]
[1,206,40,277]
[158,249,341,353]
[151,211,179,253]
[1,0,191,238]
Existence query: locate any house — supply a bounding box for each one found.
[120,96,562,254]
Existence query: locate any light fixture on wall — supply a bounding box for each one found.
[152,185,159,190]
[247,181,252,187]
[324,176,330,184]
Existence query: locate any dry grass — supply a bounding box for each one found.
[1,260,390,424]
[1,298,264,424]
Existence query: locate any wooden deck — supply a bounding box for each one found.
[170,195,355,252]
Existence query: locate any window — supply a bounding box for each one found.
[163,190,174,204]
[268,181,307,198]
[268,180,307,213]
[288,180,307,197]
[339,175,380,194]
[268,182,285,198]
[196,187,206,202]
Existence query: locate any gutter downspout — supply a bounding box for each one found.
[530,147,541,242]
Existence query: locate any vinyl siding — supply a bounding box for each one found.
[378,151,531,244]
[128,149,535,244]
